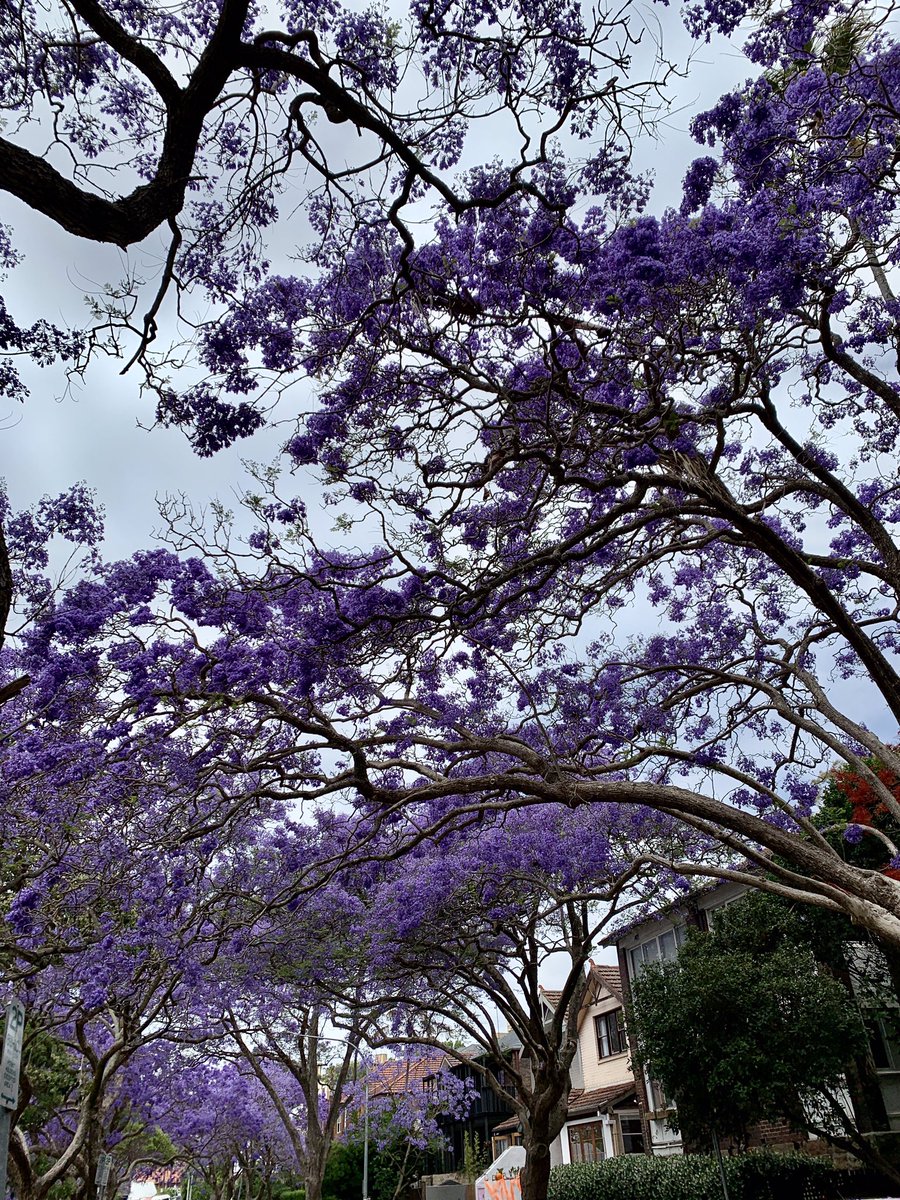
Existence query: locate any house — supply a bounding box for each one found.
[426,962,645,1173]
[605,880,900,1154]
[419,963,645,1176]
[370,1052,448,1098]
[405,960,654,1183]
[421,1032,521,1176]
[605,880,745,1155]
[334,1050,448,1142]
[540,961,644,1164]
[344,1045,520,1184]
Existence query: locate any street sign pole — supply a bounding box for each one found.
[0,1107,11,1200]
[95,1152,112,1200]
[0,996,26,1200]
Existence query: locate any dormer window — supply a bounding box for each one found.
[595,1009,627,1058]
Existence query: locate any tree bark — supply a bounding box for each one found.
[520,1144,552,1200]
[303,1112,329,1200]
[519,1071,570,1200]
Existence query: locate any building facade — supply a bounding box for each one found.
[607,881,900,1154]
[541,962,644,1166]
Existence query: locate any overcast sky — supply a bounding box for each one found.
[0,4,748,564]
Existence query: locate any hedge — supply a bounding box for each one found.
[546,1151,839,1200]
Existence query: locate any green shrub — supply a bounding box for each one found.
[547,1151,838,1200]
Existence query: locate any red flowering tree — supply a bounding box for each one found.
[820,755,900,880]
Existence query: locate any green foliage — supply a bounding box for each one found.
[547,1151,838,1200]
[460,1132,491,1184]
[323,1142,364,1200]
[706,891,900,1039]
[141,1126,179,1159]
[271,1188,305,1200]
[698,890,856,976]
[819,13,875,75]
[370,1136,424,1200]
[19,1027,78,1132]
[324,1133,426,1200]
[628,905,867,1145]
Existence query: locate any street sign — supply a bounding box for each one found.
[0,997,25,1200]
[0,996,25,1110]
[96,1153,112,1187]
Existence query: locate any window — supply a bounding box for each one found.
[595,1009,628,1058]
[866,1017,900,1070]
[647,1076,670,1113]
[619,1116,645,1154]
[568,1121,605,1163]
[629,926,685,978]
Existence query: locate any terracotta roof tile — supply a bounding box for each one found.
[371,1054,446,1096]
[590,962,623,1000]
[565,1081,637,1116]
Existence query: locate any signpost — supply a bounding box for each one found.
[0,996,25,1200]
[96,1152,112,1200]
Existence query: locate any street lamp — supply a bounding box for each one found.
[305,1033,369,1200]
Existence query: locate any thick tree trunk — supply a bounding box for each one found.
[520,1073,570,1200]
[520,1144,552,1200]
[304,1136,328,1200]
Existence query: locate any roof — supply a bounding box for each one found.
[491,1081,637,1131]
[370,1054,446,1096]
[566,1081,637,1117]
[589,962,623,1002]
[457,1029,522,1058]
[419,1030,523,1082]
[539,962,622,1014]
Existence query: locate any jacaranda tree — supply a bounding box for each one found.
[351,806,694,1200]
[0,489,306,1200]
[149,1056,299,1200]
[0,737,269,1200]
[144,0,900,943]
[3,4,900,1195]
[5,0,899,938]
[0,0,670,426]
